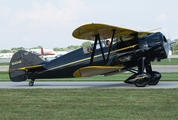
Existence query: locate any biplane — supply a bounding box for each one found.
[9,23,173,87]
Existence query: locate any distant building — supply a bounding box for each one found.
[0,53,13,58]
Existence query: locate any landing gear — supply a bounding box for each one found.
[125,57,162,87]
[134,57,151,87]
[134,73,151,87]
[145,63,161,85]
[29,79,35,86]
[125,73,151,87]
[148,71,161,85]
[125,57,151,87]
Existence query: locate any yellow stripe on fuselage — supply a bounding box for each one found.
[9,65,43,71]
[48,44,137,70]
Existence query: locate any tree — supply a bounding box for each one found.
[18,47,25,51]
[53,47,65,51]
[11,48,19,52]
[30,46,42,49]
[67,45,72,49]
[171,39,178,54]
[53,45,81,51]
[11,47,25,53]
[73,45,82,49]
[0,49,11,53]
[82,41,92,48]
[66,45,81,50]
[174,50,178,55]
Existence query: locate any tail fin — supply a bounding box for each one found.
[41,47,44,54]
[9,50,44,82]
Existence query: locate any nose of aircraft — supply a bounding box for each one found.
[139,32,169,61]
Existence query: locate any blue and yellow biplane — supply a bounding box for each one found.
[9,23,172,87]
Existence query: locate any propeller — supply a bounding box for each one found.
[166,29,176,63]
[147,27,162,32]
[167,41,171,63]
[167,39,176,63]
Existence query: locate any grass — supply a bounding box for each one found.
[151,58,178,65]
[0,89,177,120]
[1,71,178,81]
[0,62,9,65]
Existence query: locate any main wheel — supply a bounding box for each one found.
[134,77,149,87]
[134,73,151,87]
[125,73,151,87]
[148,71,161,85]
[29,81,34,86]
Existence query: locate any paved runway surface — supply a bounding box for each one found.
[0,81,177,89]
[0,66,8,71]
[152,65,178,72]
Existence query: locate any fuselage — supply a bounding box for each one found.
[29,32,168,79]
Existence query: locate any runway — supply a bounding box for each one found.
[0,66,9,71]
[152,65,178,72]
[0,81,177,89]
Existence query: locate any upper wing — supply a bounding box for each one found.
[138,32,154,38]
[73,66,124,77]
[72,23,153,41]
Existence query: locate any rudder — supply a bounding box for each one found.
[9,50,44,82]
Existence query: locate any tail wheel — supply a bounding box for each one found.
[148,71,161,85]
[29,81,34,86]
[29,80,35,86]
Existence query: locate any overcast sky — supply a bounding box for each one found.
[0,0,178,50]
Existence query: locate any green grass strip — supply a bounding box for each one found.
[0,89,177,119]
[151,58,178,65]
[0,62,9,65]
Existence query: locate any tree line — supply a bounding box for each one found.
[0,42,92,53]
[1,39,178,55]
[171,39,178,55]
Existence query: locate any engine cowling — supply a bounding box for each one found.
[139,32,168,62]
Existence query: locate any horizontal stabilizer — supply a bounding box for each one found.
[73,66,124,77]
[9,65,43,71]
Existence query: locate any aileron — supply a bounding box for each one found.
[73,66,124,77]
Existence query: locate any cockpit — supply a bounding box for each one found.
[82,38,121,54]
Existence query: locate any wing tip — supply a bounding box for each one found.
[73,69,82,77]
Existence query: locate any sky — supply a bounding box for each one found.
[0,0,178,50]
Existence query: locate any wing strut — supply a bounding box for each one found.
[90,34,106,65]
[98,35,106,64]
[106,29,116,63]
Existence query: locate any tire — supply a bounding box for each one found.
[148,71,161,85]
[134,75,150,87]
[29,81,34,86]
[125,73,151,87]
